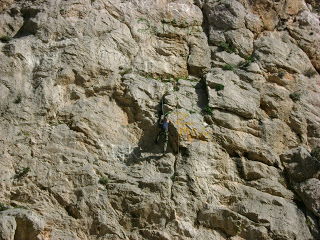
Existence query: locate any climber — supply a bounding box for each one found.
[155,116,169,154]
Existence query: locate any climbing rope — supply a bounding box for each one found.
[175,79,180,156]
[161,95,164,116]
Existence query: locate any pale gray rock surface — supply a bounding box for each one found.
[288,10,320,71]
[281,146,320,182]
[212,51,244,67]
[206,0,247,30]
[296,178,320,217]
[0,0,319,239]
[254,32,315,73]
[0,209,45,240]
[224,28,254,56]
[245,12,263,33]
[0,215,16,240]
[206,69,260,119]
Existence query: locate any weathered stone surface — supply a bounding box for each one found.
[200,182,313,240]
[306,210,320,238]
[198,204,270,239]
[164,79,202,113]
[0,11,24,37]
[210,110,260,137]
[187,33,211,75]
[261,119,299,153]
[280,146,320,238]
[0,0,319,239]
[247,178,295,199]
[0,209,45,240]
[233,198,312,240]
[281,146,320,182]
[246,62,262,74]
[224,28,254,56]
[245,12,263,33]
[239,157,281,181]
[0,0,14,12]
[254,32,315,73]
[296,178,320,217]
[287,10,320,71]
[241,0,307,30]
[289,105,308,135]
[212,51,244,66]
[208,28,226,45]
[206,69,260,119]
[0,215,16,240]
[205,0,247,30]
[213,125,280,166]
[229,182,312,238]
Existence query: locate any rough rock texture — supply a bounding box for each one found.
[0,0,320,239]
[281,147,320,219]
[0,209,45,240]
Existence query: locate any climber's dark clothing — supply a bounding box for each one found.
[156,129,168,153]
[156,121,169,154]
[162,121,169,131]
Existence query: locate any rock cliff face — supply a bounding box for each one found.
[0,0,320,239]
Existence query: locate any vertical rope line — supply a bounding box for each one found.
[175,79,179,156]
[162,95,164,115]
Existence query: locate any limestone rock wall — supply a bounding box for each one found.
[0,0,319,239]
